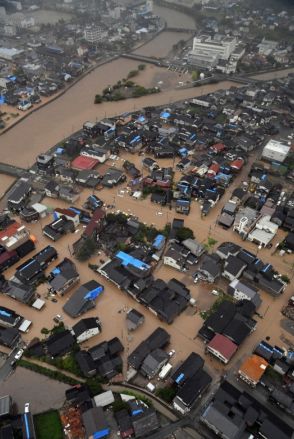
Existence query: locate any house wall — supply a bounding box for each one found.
[206,346,228,364]
[163,257,181,270]
[77,327,100,343]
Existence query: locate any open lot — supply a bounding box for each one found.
[0,368,69,414]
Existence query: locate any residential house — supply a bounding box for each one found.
[72,317,101,343]
[201,380,294,439]
[194,254,222,283]
[126,309,145,331]
[48,258,79,296]
[206,334,238,364]
[0,326,20,348]
[171,352,204,387]
[228,279,261,308]
[128,328,170,370]
[222,255,247,281]
[173,370,212,414]
[132,409,159,438]
[140,348,169,379]
[46,330,75,357]
[238,355,268,387]
[63,281,104,318]
[82,407,110,439]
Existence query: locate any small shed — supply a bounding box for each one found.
[126,309,145,331]
[94,390,115,407]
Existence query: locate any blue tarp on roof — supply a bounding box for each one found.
[84,285,104,301]
[0,309,11,317]
[93,429,110,439]
[152,234,165,250]
[175,373,184,384]
[116,251,150,271]
[132,409,143,416]
[51,267,61,275]
[130,135,141,145]
[160,111,171,119]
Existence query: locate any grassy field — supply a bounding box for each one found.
[34,410,63,439]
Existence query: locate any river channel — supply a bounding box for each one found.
[0,6,292,168]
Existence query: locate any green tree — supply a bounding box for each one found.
[138,64,146,71]
[127,69,139,79]
[76,237,97,261]
[176,227,194,242]
[94,94,103,104]
[191,70,199,81]
[155,386,176,403]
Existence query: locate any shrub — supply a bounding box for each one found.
[155,386,176,403]
[176,227,194,242]
[127,69,139,79]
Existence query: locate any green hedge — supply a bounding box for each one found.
[18,359,82,386]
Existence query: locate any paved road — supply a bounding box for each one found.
[0,347,19,382]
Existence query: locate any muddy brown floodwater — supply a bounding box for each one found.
[0,58,238,168]
[134,31,192,57]
[0,151,292,378]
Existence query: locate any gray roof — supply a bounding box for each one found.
[0,395,11,416]
[141,348,169,377]
[228,279,262,308]
[182,238,205,257]
[201,402,245,439]
[82,407,108,438]
[63,280,103,318]
[132,409,159,438]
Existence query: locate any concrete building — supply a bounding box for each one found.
[84,26,106,44]
[261,139,291,163]
[188,34,237,69]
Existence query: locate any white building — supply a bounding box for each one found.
[188,34,237,69]
[228,279,261,308]
[258,38,278,56]
[71,317,101,343]
[247,215,279,247]
[261,139,291,163]
[84,26,106,44]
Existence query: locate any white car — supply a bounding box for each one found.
[24,403,30,413]
[168,349,176,358]
[211,289,220,296]
[18,101,32,111]
[14,349,24,360]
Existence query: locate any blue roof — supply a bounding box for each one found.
[116,251,150,271]
[160,111,170,119]
[153,234,165,249]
